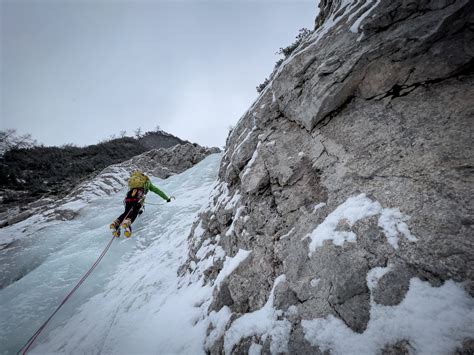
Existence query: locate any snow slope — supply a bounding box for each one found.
[0,154,225,354]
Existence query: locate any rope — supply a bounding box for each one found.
[143,196,175,206]
[142,201,162,206]
[18,200,146,353]
[18,236,115,354]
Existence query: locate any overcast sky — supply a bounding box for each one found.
[1,0,316,148]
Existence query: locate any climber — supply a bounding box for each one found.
[109,170,172,237]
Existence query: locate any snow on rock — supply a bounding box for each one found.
[225,205,245,237]
[310,278,321,288]
[312,202,326,213]
[280,227,295,240]
[192,237,227,276]
[225,191,242,211]
[211,182,232,212]
[378,207,417,249]
[214,249,252,289]
[193,220,206,240]
[302,266,474,355]
[223,275,292,354]
[241,142,261,180]
[366,265,393,291]
[249,342,263,355]
[349,0,382,34]
[205,306,232,350]
[305,194,417,254]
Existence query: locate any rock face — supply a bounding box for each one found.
[0,143,219,230]
[183,1,473,353]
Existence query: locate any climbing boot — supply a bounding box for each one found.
[121,218,132,238]
[124,225,132,238]
[109,220,121,237]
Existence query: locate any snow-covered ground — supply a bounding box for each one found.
[0,154,225,354]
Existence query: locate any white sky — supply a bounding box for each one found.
[1,0,316,148]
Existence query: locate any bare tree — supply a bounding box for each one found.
[0,129,37,154]
[119,130,127,138]
[134,127,142,138]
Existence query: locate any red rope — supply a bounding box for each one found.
[18,235,115,354]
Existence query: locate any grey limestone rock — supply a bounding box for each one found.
[183,0,474,353]
[381,340,414,355]
[372,263,413,306]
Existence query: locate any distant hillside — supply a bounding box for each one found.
[0,130,188,208]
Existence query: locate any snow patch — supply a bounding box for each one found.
[225,206,245,237]
[193,237,227,275]
[366,265,393,291]
[212,183,241,212]
[196,239,212,259]
[213,245,226,260]
[225,191,241,211]
[302,272,474,355]
[223,275,291,354]
[280,227,295,240]
[214,249,251,289]
[378,208,417,248]
[312,202,326,213]
[305,194,417,255]
[285,305,298,316]
[205,306,232,350]
[249,342,263,355]
[306,194,381,252]
[242,142,261,180]
[349,0,381,34]
[193,220,206,240]
[231,126,257,162]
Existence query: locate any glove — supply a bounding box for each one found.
[166,198,171,203]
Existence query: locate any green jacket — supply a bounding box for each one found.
[143,180,169,201]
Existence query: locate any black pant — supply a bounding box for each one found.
[116,188,144,224]
[117,201,142,224]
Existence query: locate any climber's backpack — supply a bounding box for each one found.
[128,171,149,189]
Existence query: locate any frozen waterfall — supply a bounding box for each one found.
[0,154,221,354]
